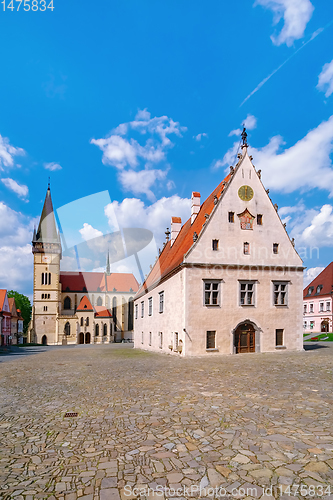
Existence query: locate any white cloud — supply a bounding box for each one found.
[218,115,333,195]
[0,135,25,170]
[317,59,333,98]
[255,0,314,46]
[105,195,191,247]
[1,178,28,199]
[118,168,168,201]
[91,109,186,198]
[293,205,333,248]
[194,133,208,141]
[79,223,103,241]
[303,267,325,287]
[44,162,62,171]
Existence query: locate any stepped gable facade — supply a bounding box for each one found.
[134,134,304,356]
[303,262,333,334]
[29,186,139,345]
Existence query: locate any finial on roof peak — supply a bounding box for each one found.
[165,227,170,242]
[48,177,50,189]
[241,127,248,148]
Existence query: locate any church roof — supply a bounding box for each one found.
[35,186,59,244]
[0,290,9,313]
[136,173,231,298]
[8,298,18,317]
[60,271,139,293]
[303,262,333,299]
[76,295,94,312]
[94,306,112,318]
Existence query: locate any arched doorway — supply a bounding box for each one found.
[321,320,329,333]
[79,332,84,344]
[42,335,47,345]
[234,322,256,354]
[85,332,91,344]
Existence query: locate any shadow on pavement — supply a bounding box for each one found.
[303,342,330,351]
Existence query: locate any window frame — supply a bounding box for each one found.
[141,301,144,318]
[275,329,284,347]
[228,211,234,223]
[273,281,288,307]
[273,243,279,254]
[135,303,138,320]
[239,280,256,306]
[203,280,221,306]
[309,303,314,313]
[159,291,164,314]
[148,297,153,316]
[206,330,216,350]
[257,214,263,225]
[212,239,219,251]
[243,242,250,255]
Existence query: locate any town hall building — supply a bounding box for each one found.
[134,130,304,356]
[28,186,139,345]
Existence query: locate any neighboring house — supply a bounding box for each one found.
[134,131,304,356]
[0,290,11,346]
[303,262,333,334]
[28,185,139,345]
[8,298,18,345]
[17,309,24,343]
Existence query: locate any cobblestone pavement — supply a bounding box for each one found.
[1,344,333,500]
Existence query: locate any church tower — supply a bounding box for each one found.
[31,184,62,344]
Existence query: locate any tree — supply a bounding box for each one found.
[7,291,32,334]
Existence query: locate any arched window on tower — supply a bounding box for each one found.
[65,322,70,336]
[103,324,107,336]
[64,296,71,310]
[95,324,99,336]
[128,297,134,331]
[86,317,89,326]
[112,297,117,331]
[97,296,102,306]
[80,317,83,327]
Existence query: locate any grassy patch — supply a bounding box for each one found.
[304,333,333,342]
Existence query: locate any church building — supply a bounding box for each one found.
[134,131,304,356]
[29,186,139,345]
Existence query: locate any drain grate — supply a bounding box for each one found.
[64,412,78,418]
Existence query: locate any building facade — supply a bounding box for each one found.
[134,135,304,356]
[0,290,11,346]
[303,262,333,334]
[29,186,138,345]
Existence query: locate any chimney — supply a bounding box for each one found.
[171,217,182,246]
[191,192,201,224]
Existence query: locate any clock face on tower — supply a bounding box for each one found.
[238,185,254,201]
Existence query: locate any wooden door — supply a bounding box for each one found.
[235,324,255,353]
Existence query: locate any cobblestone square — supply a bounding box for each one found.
[1,344,333,499]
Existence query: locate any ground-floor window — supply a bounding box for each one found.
[159,331,163,348]
[310,321,314,329]
[206,330,216,349]
[174,332,178,350]
[141,331,144,344]
[275,329,283,346]
[149,332,152,346]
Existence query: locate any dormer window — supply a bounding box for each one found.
[307,286,314,295]
[316,285,322,294]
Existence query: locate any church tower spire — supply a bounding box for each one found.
[106,250,111,275]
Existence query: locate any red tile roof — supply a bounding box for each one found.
[303,262,333,299]
[94,306,112,318]
[0,290,7,312]
[76,295,94,312]
[136,174,231,297]
[172,217,182,223]
[60,272,138,293]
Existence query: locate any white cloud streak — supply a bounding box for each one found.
[0,135,25,170]
[1,178,29,199]
[317,59,333,98]
[254,0,314,46]
[44,162,62,171]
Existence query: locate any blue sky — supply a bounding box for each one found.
[1,0,333,295]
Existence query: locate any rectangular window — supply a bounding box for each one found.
[212,239,219,251]
[240,281,255,306]
[148,297,152,316]
[141,331,144,344]
[275,329,283,346]
[41,273,44,285]
[159,331,163,349]
[310,321,314,329]
[174,332,179,350]
[141,301,144,318]
[309,304,314,313]
[159,292,164,313]
[149,332,152,346]
[304,321,307,329]
[327,301,331,312]
[204,281,220,306]
[49,273,51,285]
[257,214,263,225]
[273,282,288,306]
[320,302,324,312]
[228,211,234,223]
[243,242,250,255]
[43,306,48,312]
[206,331,216,349]
[273,243,279,254]
[304,304,307,313]
[135,304,138,320]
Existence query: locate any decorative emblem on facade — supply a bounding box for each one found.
[237,209,255,230]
